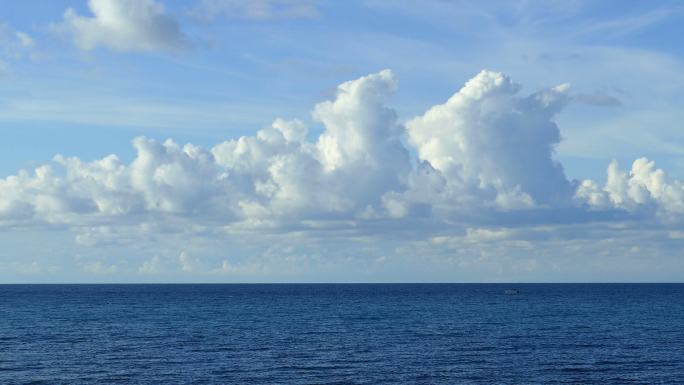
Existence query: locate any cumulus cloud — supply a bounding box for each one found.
[189,0,319,21]
[179,251,199,272]
[406,70,574,210]
[138,256,163,274]
[55,0,188,53]
[0,69,411,230]
[1,68,681,244]
[576,158,684,215]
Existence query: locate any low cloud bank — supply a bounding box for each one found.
[1,69,678,234]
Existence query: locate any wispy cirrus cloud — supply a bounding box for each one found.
[188,0,320,22]
[0,22,36,73]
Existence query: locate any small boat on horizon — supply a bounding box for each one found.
[504,288,520,295]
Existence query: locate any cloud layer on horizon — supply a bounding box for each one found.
[1,69,681,240]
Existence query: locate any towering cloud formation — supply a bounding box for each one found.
[313,70,411,216]
[407,70,573,209]
[0,69,680,236]
[56,0,187,53]
[0,69,410,228]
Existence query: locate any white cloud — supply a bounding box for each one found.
[211,259,266,274]
[179,251,201,272]
[82,261,118,274]
[576,158,684,215]
[405,70,573,211]
[0,23,34,51]
[189,0,319,21]
[15,32,34,48]
[138,256,163,274]
[75,226,121,246]
[2,69,684,245]
[56,0,188,53]
[0,69,413,230]
[0,22,35,69]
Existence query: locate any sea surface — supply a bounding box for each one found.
[1,284,683,384]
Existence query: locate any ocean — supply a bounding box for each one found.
[1,284,683,384]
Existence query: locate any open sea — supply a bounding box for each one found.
[1,284,683,384]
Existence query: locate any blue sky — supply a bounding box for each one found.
[1,0,684,282]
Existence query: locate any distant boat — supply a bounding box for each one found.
[504,289,520,295]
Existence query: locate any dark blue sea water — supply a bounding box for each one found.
[1,284,683,384]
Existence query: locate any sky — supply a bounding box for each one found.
[1,0,684,283]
